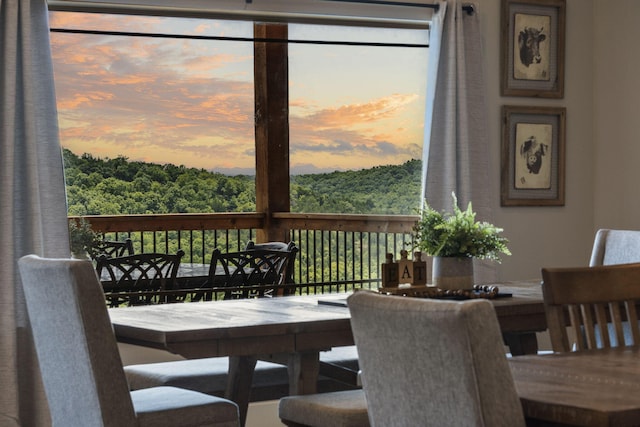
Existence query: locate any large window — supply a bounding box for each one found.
[50,11,427,216]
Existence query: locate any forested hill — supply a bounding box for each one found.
[63,149,421,216]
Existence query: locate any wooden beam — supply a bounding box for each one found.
[254,23,290,243]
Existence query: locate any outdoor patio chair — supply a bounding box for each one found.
[96,250,184,306]
[89,237,135,260]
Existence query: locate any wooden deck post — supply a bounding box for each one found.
[254,23,290,243]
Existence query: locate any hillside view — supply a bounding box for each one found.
[63,149,422,216]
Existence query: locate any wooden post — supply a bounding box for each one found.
[254,23,290,243]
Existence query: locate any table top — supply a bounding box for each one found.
[109,280,544,359]
[510,346,640,427]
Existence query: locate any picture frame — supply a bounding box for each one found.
[501,105,565,206]
[500,0,566,98]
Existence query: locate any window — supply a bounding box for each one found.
[51,11,427,216]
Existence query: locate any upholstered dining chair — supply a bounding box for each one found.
[542,263,640,352]
[589,228,640,266]
[18,255,239,427]
[279,291,525,427]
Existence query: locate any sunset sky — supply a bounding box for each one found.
[49,12,428,175]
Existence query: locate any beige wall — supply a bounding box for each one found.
[593,0,640,230]
[474,0,596,281]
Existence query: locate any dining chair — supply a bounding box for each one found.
[88,237,135,260]
[589,228,640,266]
[17,255,239,427]
[245,240,297,293]
[202,245,298,300]
[96,250,184,306]
[279,291,525,427]
[542,263,640,352]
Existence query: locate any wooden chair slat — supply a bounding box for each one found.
[542,263,640,352]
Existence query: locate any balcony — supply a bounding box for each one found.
[74,212,419,295]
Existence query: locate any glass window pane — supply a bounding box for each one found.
[288,24,427,214]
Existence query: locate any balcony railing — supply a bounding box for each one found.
[72,212,419,294]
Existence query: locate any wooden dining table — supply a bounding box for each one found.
[108,280,544,426]
[510,346,640,427]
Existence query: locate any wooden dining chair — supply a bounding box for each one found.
[18,255,239,427]
[96,250,184,306]
[542,263,640,352]
[279,291,525,427]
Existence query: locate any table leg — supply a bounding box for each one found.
[503,332,539,356]
[226,355,257,427]
[287,351,320,395]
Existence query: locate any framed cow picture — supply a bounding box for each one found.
[501,105,565,206]
[500,0,566,98]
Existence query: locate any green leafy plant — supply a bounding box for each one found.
[68,218,99,256]
[411,193,511,262]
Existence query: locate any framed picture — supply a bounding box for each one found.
[501,105,565,206]
[501,0,566,98]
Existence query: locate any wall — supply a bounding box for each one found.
[477,0,596,281]
[593,0,640,230]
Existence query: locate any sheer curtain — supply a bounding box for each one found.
[421,0,495,282]
[1,0,70,425]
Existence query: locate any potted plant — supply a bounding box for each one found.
[68,218,99,259]
[411,193,510,290]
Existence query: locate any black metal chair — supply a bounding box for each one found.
[208,244,298,300]
[89,238,134,260]
[96,250,184,307]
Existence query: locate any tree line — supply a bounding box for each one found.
[63,149,422,216]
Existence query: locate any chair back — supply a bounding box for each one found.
[89,238,134,260]
[96,250,184,306]
[347,291,524,427]
[18,255,137,426]
[208,244,298,299]
[542,263,640,352]
[245,241,297,287]
[589,229,640,266]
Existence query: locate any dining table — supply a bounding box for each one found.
[510,346,640,427]
[108,279,545,426]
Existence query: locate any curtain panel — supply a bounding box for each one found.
[421,0,495,282]
[1,0,70,425]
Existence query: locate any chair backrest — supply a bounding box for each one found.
[347,291,525,427]
[89,238,135,260]
[18,255,137,426]
[96,250,184,306]
[541,263,640,352]
[208,245,298,299]
[589,229,640,266]
[245,240,297,286]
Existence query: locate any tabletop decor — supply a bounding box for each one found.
[412,193,510,290]
[68,217,99,259]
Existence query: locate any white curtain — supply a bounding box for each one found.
[0,0,70,425]
[421,0,495,282]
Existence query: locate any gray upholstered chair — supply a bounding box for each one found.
[280,291,526,427]
[348,291,525,427]
[589,228,640,266]
[18,255,239,427]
